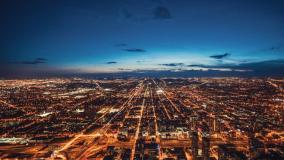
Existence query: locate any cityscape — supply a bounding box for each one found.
[1,0,284,159]
[0,78,283,159]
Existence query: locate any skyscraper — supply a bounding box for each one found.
[202,133,210,160]
[191,131,198,160]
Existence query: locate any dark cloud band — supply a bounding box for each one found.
[106,61,118,64]
[123,48,146,52]
[210,53,231,59]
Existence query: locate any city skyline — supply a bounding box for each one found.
[1,0,284,77]
[0,1,284,159]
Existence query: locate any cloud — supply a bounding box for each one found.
[106,61,118,64]
[244,46,282,56]
[20,61,45,65]
[15,58,47,65]
[232,59,284,71]
[153,6,172,19]
[187,64,204,67]
[115,43,128,47]
[210,53,231,59]
[261,46,281,52]
[188,59,284,74]
[159,63,185,67]
[123,48,146,52]
[35,58,47,61]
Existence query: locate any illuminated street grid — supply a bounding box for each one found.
[0,78,283,159]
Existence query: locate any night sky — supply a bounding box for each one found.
[1,0,284,77]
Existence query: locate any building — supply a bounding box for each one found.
[202,134,210,160]
[191,131,198,160]
[218,144,247,160]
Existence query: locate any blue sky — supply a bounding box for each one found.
[1,0,284,77]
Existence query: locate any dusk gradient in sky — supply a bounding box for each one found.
[1,0,284,77]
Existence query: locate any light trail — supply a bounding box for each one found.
[131,83,148,160]
[0,99,27,114]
